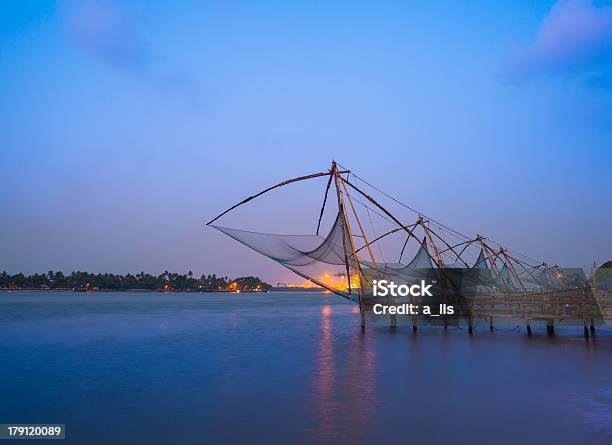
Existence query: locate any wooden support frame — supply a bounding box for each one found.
[499,249,528,292]
[315,173,334,235]
[426,227,471,267]
[355,223,419,255]
[419,218,445,267]
[206,162,606,337]
[340,179,378,268]
[477,236,501,275]
[207,170,347,226]
[340,177,440,267]
[331,162,367,328]
[331,162,356,300]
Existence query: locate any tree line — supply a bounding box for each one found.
[0,270,271,292]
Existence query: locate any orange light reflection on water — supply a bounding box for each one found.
[314,303,375,443]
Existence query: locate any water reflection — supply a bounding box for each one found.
[3,292,612,444]
[345,323,375,443]
[314,304,376,444]
[314,305,336,442]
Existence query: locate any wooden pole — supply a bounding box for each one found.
[546,319,555,335]
[355,223,419,254]
[508,258,544,284]
[330,164,355,297]
[479,238,501,275]
[340,180,377,268]
[438,238,474,267]
[500,250,528,292]
[420,219,445,267]
[315,173,334,235]
[454,238,479,261]
[340,179,393,327]
[207,170,345,225]
[332,162,365,328]
[341,177,439,266]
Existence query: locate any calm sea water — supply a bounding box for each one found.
[1,291,611,445]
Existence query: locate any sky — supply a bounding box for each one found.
[1,0,611,283]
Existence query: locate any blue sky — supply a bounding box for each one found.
[1,0,611,282]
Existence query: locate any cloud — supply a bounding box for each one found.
[505,0,612,84]
[61,0,150,72]
[60,0,203,106]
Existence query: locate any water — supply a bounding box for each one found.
[1,291,611,444]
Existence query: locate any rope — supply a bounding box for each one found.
[337,161,545,268]
[366,206,387,264]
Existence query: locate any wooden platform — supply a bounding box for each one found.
[362,287,611,337]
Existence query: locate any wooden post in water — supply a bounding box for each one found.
[360,310,366,330]
[546,319,555,335]
[412,314,417,332]
[390,314,397,328]
[468,318,473,335]
[590,319,595,334]
[389,295,397,329]
[339,177,382,331]
[489,316,494,331]
[583,319,590,338]
[522,301,531,336]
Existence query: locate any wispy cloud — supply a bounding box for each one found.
[59,0,202,106]
[61,0,150,72]
[505,0,612,85]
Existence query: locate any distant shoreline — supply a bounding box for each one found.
[269,287,327,293]
[0,271,272,293]
[0,287,326,293]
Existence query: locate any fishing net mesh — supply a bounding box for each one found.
[212,209,607,326]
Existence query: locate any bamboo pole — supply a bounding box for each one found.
[332,162,366,328]
[454,238,479,261]
[420,218,444,267]
[315,173,334,235]
[478,237,501,275]
[340,177,439,266]
[340,177,395,327]
[340,179,377,268]
[509,259,545,283]
[399,229,417,263]
[355,223,419,254]
[500,250,528,292]
[427,227,471,267]
[439,239,474,255]
[331,163,355,301]
[207,170,346,225]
